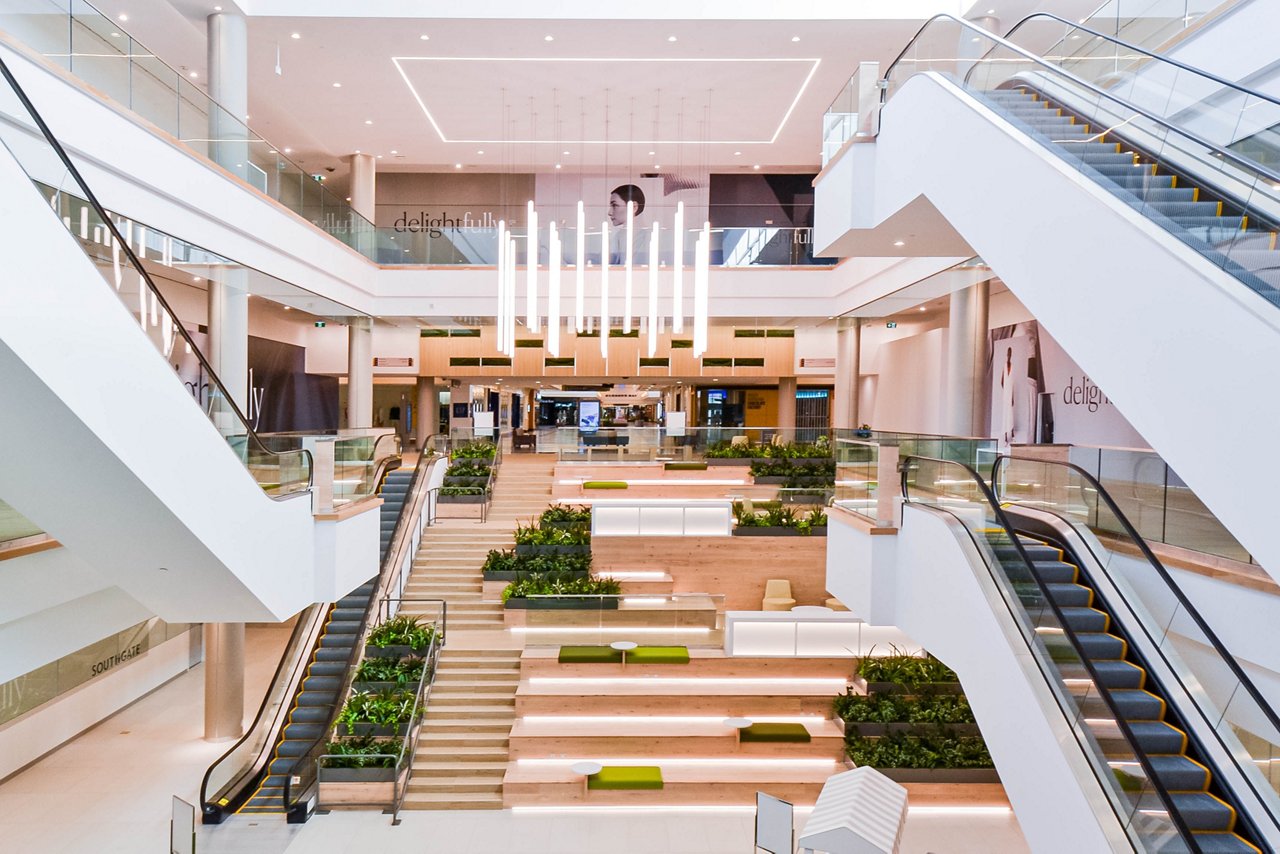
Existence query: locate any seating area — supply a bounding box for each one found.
[762,579,797,611]
[557,645,691,664]
[588,766,664,790]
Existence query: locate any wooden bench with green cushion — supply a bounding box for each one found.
[557,645,689,664]
[582,481,628,489]
[558,645,624,664]
[664,462,707,471]
[739,722,811,743]
[627,646,690,664]
[588,766,664,790]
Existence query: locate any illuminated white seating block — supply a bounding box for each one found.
[797,766,908,854]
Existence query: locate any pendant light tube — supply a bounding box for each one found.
[600,220,610,358]
[693,222,710,357]
[548,222,561,358]
[526,201,538,332]
[496,220,507,353]
[507,235,517,357]
[575,200,585,332]
[623,199,634,333]
[672,201,684,333]
[647,223,659,358]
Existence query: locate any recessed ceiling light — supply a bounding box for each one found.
[667,35,677,42]
[477,149,485,154]
[214,5,222,10]
[893,240,905,246]
[355,149,361,153]
[563,150,570,155]
[117,13,127,21]
[752,164,760,170]
[544,34,554,41]
[648,150,655,156]
[377,155,383,159]
[332,82,342,87]
[987,8,996,13]
[419,34,429,40]
[791,36,800,42]
[268,148,277,154]
[390,149,398,154]
[283,147,292,153]
[455,162,462,169]
[971,37,980,42]
[345,196,351,201]
[192,275,202,282]
[654,164,660,169]
[734,151,742,156]
[283,305,292,310]
[364,119,373,125]
[918,306,926,312]
[110,31,120,37]
[290,32,301,39]
[189,71,198,78]
[555,163,562,169]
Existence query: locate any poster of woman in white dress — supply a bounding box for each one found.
[988,321,1045,450]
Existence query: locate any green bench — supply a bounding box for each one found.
[588,766,664,790]
[582,481,628,489]
[558,645,689,664]
[739,722,811,743]
[663,462,708,471]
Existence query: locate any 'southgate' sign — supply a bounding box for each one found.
[92,643,143,676]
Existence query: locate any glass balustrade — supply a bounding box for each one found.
[0,498,45,546]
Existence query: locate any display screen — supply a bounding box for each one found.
[578,400,600,432]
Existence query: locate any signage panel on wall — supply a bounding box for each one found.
[578,400,600,432]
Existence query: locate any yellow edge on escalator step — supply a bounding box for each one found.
[1191,832,1262,854]
[1193,188,1200,202]
[1137,689,1166,720]
[1179,755,1213,792]
[1202,791,1239,832]
[1241,215,1248,231]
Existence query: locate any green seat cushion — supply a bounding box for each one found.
[740,722,811,743]
[589,766,664,790]
[664,462,707,471]
[583,481,628,489]
[628,646,690,664]
[558,645,624,664]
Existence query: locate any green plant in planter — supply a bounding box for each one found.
[446,461,491,478]
[483,549,592,575]
[353,656,428,687]
[705,441,757,459]
[763,505,798,528]
[440,485,489,497]
[501,571,622,602]
[858,649,958,686]
[337,690,422,728]
[734,506,769,527]
[367,616,436,651]
[844,733,992,769]
[323,736,403,768]
[514,522,589,546]
[832,690,975,724]
[450,442,497,460]
[539,505,591,529]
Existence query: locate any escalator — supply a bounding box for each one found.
[202,464,417,821]
[901,455,1280,852]
[819,13,1280,579]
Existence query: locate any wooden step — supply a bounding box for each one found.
[406,777,504,794]
[418,733,510,748]
[413,760,509,777]
[422,717,515,733]
[400,792,504,810]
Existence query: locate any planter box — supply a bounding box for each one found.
[733,527,828,537]
[364,643,429,660]
[352,680,423,694]
[504,597,622,610]
[318,766,398,783]
[863,681,965,696]
[782,492,834,505]
[751,475,791,484]
[337,721,413,738]
[843,721,981,737]
[875,768,1000,785]
[444,476,490,487]
[514,544,591,556]
[484,569,590,582]
[438,493,489,504]
[705,458,756,466]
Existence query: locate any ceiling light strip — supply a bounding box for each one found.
[575,201,585,332]
[693,222,710,356]
[647,222,659,358]
[496,219,507,353]
[548,222,561,357]
[672,202,684,333]
[526,201,539,332]
[623,199,634,334]
[599,219,609,358]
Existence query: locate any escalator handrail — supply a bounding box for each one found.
[900,454,1200,849]
[992,454,1280,741]
[881,13,1280,188]
[282,445,445,815]
[1005,12,1280,113]
[0,54,313,494]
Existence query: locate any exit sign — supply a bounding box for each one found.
[314,321,326,328]
[885,321,897,328]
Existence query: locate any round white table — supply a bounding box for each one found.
[611,640,639,666]
[723,717,753,744]
[570,760,603,795]
[790,605,835,617]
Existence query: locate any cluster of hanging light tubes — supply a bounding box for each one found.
[496,199,709,360]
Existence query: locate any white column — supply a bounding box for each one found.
[207,275,249,419]
[347,318,373,429]
[416,377,438,449]
[206,12,248,179]
[203,622,245,741]
[944,282,990,437]
[834,319,862,430]
[777,376,797,443]
[348,153,377,223]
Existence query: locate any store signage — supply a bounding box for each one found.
[373,357,413,368]
[799,358,835,368]
[599,390,654,405]
[393,210,502,238]
[91,642,143,677]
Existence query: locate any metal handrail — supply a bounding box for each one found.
[881,13,1280,188]
[900,455,1200,850]
[0,54,314,496]
[1007,12,1280,112]
[993,455,1280,770]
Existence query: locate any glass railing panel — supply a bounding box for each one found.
[903,456,1190,849]
[0,0,73,69]
[68,0,129,107]
[0,498,45,544]
[833,438,876,519]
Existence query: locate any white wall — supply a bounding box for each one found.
[868,327,947,433]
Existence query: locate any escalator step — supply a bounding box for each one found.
[1030,560,1078,583]
[269,757,300,776]
[262,775,287,788]
[994,544,1061,562]
[290,707,331,723]
[1145,201,1226,219]
[1128,721,1186,754]
[302,675,341,692]
[315,649,350,661]
[1110,689,1166,721]
[1059,607,1109,633]
[332,608,365,621]
[282,722,325,741]
[297,691,338,706]
[1042,583,1093,607]
[1169,793,1236,832]
[320,633,358,648]
[1093,660,1145,689]
[1076,632,1126,660]
[1147,755,1210,791]
[308,661,347,676]
[1137,187,1200,203]
[1190,833,1262,852]
[327,621,361,634]
[277,740,312,757]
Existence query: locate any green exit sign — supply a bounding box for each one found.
[314,321,326,328]
[885,321,897,329]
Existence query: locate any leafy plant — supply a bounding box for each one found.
[734,506,770,527]
[337,690,422,728]
[445,461,491,478]
[450,442,497,460]
[808,508,828,527]
[367,616,436,650]
[323,736,403,769]
[353,656,428,687]
[501,571,622,602]
[844,733,992,769]
[514,521,589,546]
[482,549,592,575]
[440,485,489,496]
[832,689,974,724]
[705,441,758,459]
[763,505,798,528]
[539,505,592,529]
[858,649,958,686]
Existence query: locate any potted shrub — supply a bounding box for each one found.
[318,736,403,784]
[438,485,490,504]
[513,521,591,556]
[365,616,436,659]
[843,732,997,783]
[858,652,963,695]
[833,688,978,737]
[501,571,622,609]
[704,441,759,466]
[733,506,827,536]
[482,549,592,581]
[351,656,429,693]
[335,690,421,737]
[450,442,497,461]
[539,505,591,531]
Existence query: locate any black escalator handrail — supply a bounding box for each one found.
[282,446,444,817]
[0,55,313,492]
[881,13,1280,188]
[992,454,1280,741]
[900,455,1201,849]
[1006,13,1280,113]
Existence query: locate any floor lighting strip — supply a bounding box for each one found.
[528,677,846,686]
